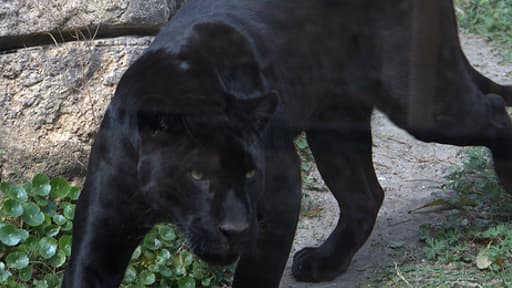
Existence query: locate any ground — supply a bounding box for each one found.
[279,33,512,288]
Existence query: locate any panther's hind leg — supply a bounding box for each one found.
[387,91,512,197]
[292,108,384,282]
[463,59,512,187]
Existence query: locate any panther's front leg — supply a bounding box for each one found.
[63,130,154,288]
[232,127,302,288]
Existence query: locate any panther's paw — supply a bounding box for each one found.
[292,247,350,282]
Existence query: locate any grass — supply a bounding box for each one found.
[365,147,512,287]
[294,133,328,219]
[455,0,512,60]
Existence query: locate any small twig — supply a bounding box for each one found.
[389,219,412,227]
[394,262,412,287]
[46,32,60,47]
[404,178,444,184]
[92,24,100,41]
[374,161,392,169]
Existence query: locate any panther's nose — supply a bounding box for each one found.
[218,221,249,240]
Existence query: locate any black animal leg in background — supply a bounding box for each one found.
[292,112,384,282]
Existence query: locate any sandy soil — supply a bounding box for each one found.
[279,33,512,288]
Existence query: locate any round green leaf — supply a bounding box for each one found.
[131,246,141,260]
[62,203,76,220]
[0,225,24,246]
[5,251,29,270]
[159,266,173,278]
[1,183,28,202]
[3,200,24,217]
[38,237,58,259]
[0,262,12,283]
[158,225,176,241]
[124,266,137,283]
[183,252,194,266]
[48,250,66,268]
[0,268,11,283]
[44,274,61,287]
[156,249,171,266]
[143,237,161,251]
[21,203,45,227]
[33,197,48,207]
[139,271,155,286]
[42,200,57,217]
[32,279,48,288]
[19,267,32,282]
[61,221,73,232]
[68,187,80,201]
[177,277,195,288]
[32,174,51,196]
[17,229,29,242]
[7,277,20,287]
[148,264,160,273]
[143,249,155,260]
[50,177,71,199]
[175,265,186,276]
[201,277,212,287]
[58,235,72,256]
[44,225,60,237]
[52,214,67,226]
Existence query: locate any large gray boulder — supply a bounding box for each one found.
[0,0,185,51]
[0,37,152,181]
[0,0,189,182]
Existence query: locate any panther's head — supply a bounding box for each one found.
[117,23,278,265]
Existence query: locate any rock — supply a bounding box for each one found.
[0,0,186,51]
[0,37,153,181]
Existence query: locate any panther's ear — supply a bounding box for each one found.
[230,91,279,132]
[185,22,264,98]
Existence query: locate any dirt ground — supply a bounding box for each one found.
[280,33,512,288]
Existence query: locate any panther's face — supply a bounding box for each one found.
[136,113,267,265]
[127,49,278,265]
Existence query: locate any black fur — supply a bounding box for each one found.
[63,1,512,287]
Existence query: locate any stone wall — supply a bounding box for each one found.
[0,0,185,181]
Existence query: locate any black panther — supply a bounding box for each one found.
[63,0,512,287]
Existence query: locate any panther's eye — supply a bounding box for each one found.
[246,170,256,179]
[190,170,205,181]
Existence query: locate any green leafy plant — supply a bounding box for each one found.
[456,0,512,52]
[0,174,78,287]
[121,224,233,287]
[0,175,234,287]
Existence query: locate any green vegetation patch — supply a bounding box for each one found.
[366,147,512,287]
[456,0,512,54]
[0,175,233,287]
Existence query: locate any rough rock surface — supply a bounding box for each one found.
[0,37,153,181]
[0,0,185,51]
[0,0,184,36]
